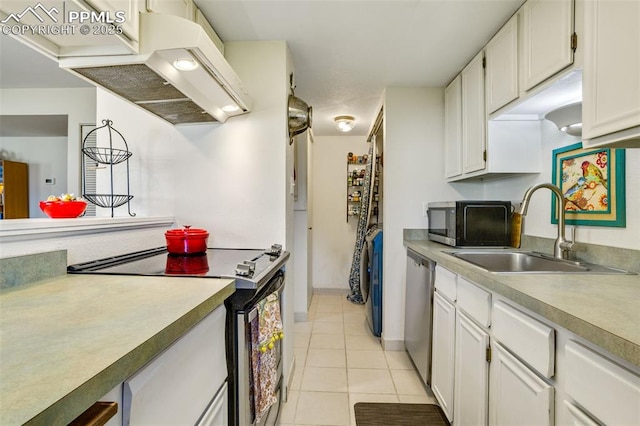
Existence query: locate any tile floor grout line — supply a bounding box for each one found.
[283,294,437,425]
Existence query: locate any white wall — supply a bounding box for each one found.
[293,132,311,318]
[381,87,484,348]
[0,88,97,197]
[311,135,369,290]
[0,136,67,217]
[95,41,291,249]
[483,120,640,250]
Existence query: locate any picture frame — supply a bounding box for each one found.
[551,142,626,227]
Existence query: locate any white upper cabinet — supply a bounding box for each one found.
[0,0,140,56]
[461,51,487,175]
[146,0,193,19]
[582,0,640,148]
[84,0,140,43]
[485,14,519,114]
[444,75,463,178]
[521,0,575,92]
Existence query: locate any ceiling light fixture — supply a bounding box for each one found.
[335,115,355,132]
[173,58,198,71]
[222,104,241,113]
[544,102,582,136]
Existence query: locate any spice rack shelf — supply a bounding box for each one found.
[346,152,379,222]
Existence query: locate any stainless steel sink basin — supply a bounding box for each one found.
[445,250,635,275]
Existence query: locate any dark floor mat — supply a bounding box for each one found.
[354,402,449,426]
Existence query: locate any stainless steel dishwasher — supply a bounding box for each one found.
[404,248,436,386]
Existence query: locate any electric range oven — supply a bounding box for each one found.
[68,244,290,426]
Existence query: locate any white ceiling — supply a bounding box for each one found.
[0,35,92,89]
[0,0,525,136]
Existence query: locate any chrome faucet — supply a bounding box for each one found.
[519,183,574,259]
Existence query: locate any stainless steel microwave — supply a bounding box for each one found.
[427,201,512,247]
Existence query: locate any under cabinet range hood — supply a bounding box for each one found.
[59,13,253,125]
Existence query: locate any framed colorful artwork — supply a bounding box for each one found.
[551,142,626,227]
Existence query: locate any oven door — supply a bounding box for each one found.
[227,270,285,426]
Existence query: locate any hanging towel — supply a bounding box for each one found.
[250,290,283,423]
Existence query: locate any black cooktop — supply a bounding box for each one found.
[67,245,289,290]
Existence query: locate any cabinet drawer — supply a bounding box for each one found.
[562,400,599,426]
[435,265,457,301]
[456,277,491,327]
[492,300,554,378]
[565,340,640,425]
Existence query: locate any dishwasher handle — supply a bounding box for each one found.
[407,248,435,270]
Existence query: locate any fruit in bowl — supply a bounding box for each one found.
[39,194,87,218]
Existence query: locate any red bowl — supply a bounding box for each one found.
[39,200,87,218]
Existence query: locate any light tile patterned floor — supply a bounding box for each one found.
[278,293,438,426]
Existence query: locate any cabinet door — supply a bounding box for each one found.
[83,0,140,42]
[565,340,640,425]
[197,383,228,426]
[461,51,486,175]
[489,342,554,426]
[582,0,640,145]
[1,160,29,219]
[521,0,574,91]
[486,14,519,113]
[431,291,456,422]
[444,75,463,178]
[146,0,191,19]
[123,306,227,425]
[453,311,489,426]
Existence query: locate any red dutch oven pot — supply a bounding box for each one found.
[165,225,209,255]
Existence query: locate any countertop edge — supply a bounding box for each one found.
[23,281,236,426]
[405,240,640,369]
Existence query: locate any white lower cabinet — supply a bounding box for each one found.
[565,340,640,425]
[562,400,599,426]
[453,310,489,426]
[198,382,228,426]
[123,305,227,425]
[489,342,554,425]
[431,290,456,422]
[431,267,640,425]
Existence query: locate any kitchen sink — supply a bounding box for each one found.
[445,250,635,275]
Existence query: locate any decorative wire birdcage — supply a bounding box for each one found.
[81,119,135,217]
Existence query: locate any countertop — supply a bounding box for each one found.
[405,240,640,369]
[0,274,235,426]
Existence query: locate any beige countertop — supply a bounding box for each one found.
[0,274,235,426]
[405,240,640,369]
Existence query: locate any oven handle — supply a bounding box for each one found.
[247,271,285,322]
[248,306,258,322]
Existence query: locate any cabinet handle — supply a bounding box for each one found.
[69,401,118,426]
